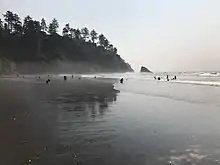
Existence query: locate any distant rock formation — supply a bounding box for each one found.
[140,66,151,72]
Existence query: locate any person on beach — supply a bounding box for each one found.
[64,76,67,81]
[46,79,50,84]
[120,78,124,84]
[171,76,177,80]
[154,76,157,80]
[158,77,161,80]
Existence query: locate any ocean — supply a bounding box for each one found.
[81,72,220,164]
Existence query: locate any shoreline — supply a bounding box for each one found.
[1,73,220,165]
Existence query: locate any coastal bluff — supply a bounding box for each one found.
[0,11,133,74]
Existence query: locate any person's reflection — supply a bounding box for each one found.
[54,87,118,119]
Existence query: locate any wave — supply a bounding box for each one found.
[113,83,207,104]
[195,72,220,77]
[173,80,220,87]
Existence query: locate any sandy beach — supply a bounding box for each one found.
[0,76,118,165]
[1,73,220,165]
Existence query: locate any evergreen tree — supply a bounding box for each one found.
[40,18,47,32]
[23,15,32,33]
[23,16,41,34]
[108,44,114,51]
[113,47,118,54]
[3,11,14,32]
[48,18,59,35]
[90,29,98,43]
[62,23,70,36]
[3,11,22,34]
[103,39,109,49]
[81,27,89,41]
[0,18,3,29]
[74,28,81,40]
[69,28,75,38]
[98,34,106,47]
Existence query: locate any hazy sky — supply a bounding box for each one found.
[1,0,220,71]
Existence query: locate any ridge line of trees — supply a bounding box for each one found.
[0,11,118,53]
[0,11,133,72]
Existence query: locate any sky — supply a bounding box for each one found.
[1,0,220,72]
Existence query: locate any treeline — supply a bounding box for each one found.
[0,11,133,72]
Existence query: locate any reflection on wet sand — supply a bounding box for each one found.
[53,87,118,119]
[2,75,220,165]
[0,78,118,165]
[159,145,220,165]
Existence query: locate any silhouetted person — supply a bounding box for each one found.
[174,76,177,80]
[64,76,67,81]
[72,75,74,78]
[46,79,50,84]
[158,77,161,80]
[154,76,157,80]
[120,78,124,84]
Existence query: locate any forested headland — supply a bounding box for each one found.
[0,11,133,73]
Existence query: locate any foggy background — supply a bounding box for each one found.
[1,0,220,72]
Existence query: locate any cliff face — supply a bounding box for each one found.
[14,61,133,74]
[140,66,151,73]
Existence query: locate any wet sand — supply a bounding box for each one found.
[1,74,220,165]
[0,76,118,165]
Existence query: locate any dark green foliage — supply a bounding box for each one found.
[48,18,59,35]
[74,28,81,40]
[0,11,133,72]
[40,18,47,32]
[90,29,98,43]
[81,27,89,41]
[113,47,118,54]
[23,18,41,35]
[0,18,3,29]
[103,38,109,50]
[62,23,70,36]
[98,34,106,47]
[3,11,22,34]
